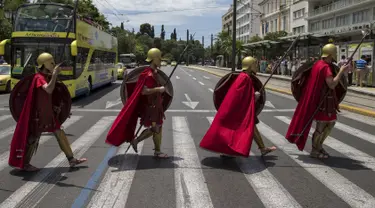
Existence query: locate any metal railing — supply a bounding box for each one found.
[309,0,368,17]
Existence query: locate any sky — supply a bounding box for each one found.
[93,0,233,47]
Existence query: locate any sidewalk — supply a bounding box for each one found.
[185,65,375,118]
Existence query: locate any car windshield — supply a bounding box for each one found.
[0,66,10,75]
[14,4,74,32]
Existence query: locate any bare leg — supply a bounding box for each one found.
[130,128,153,153]
[310,121,330,159]
[152,124,168,159]
[23,134,41,172]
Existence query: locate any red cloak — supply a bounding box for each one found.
[9,73,60,169]
[286,60,334,151]
[106,67,153,146]
[199,72,256,157]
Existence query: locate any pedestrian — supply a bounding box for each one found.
[355,55,368,87]
[8,53,87,172]
[106,48,171,158]
[285,43,349,159]
[200,56,277,159]
[338,55,354,85]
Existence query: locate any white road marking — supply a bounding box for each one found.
[198,81,205,85]
[188,74,192,76]
[258,121,375,208]
[206,117,302,208]
[181,94,199,110]
[192,77,197,80]
[276,116,375,172]
[0,115,11,122]
[105,98,122,109]
[173,116,214,208]
[176,76,180,79]
[203,76,210,80]
[208,88,214,92]
[341,112,375,126]
[88,125,145,208]
[0,116,82,173]
[265,101,275,108]
[0,125,15,140]
[334,122,375,144]
[0,116,116,208]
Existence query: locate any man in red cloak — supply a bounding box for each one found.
[286,43,349,159]
[200,56,276,158]
[9,53,87,172]
[106,48,169,158]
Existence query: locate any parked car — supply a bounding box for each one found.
[0,64,11,93]
[171,61,177,66]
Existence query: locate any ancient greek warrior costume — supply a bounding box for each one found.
[287,44,347,158]
[106,48,172,158]
[9,53,86,171]
[200,56,276,157]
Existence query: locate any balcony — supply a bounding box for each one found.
[309,0,371,18]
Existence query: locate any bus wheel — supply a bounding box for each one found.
[5,81,11,93]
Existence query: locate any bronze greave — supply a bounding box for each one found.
[152,127,162,152]
[24,134,41,165]
[53,129,74,160]
[253,126,265,149]
[320,122,335,146]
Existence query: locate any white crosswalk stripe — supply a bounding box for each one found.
[0,113,374,208]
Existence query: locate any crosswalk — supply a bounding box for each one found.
[0,112,374,208]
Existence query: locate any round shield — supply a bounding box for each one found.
[291,62,347,103]
[9,74,72,126]
[120,66,174,112]
[213,71,266,116]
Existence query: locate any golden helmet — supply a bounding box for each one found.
[242,56,257,71]
[37,52,54,68]
[145,48,162,62]
[321,43,337,60]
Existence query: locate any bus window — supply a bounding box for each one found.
[75,47,89,78]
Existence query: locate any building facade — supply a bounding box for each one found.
[306,0,375,61]
[290,0,308,35]
[222,5,233,34]
[259,0,291,38]
[236,0,261,42]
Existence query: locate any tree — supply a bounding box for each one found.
[139,23,152,37]
[263,31,287,41]
[173,28,177,40]
[120,22,124,30]
[150,26,155,38]
[132,28,135,34]
[160,24,165,40]
[249,35,262,43]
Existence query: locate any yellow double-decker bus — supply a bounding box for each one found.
[0,2,118,98]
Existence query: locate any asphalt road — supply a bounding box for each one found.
[0,66,375,208]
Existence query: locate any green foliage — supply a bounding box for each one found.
[263,31,287,41]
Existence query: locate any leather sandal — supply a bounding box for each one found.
[69,158,87,167]
[260,146,277,156]
[154,152,169,159]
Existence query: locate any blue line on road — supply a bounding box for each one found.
[71,146,117,208]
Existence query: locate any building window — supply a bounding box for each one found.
[293,26,305,34]
[293,8,305,19]
[336,14,350,27]
[322,18,334,29]
[310,21,320,32]
[353,9,370,24]
[283,16,287,31]
[275,19,278,31]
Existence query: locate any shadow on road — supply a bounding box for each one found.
[296,154,370,170]
[200,155,277,173]
[72,82,121,108]
[108,154,183,171]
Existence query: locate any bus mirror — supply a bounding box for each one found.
[70,40,78,56]
[0,39,10,56]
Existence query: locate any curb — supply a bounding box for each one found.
[204,65,375,97]
[185,66,375,118]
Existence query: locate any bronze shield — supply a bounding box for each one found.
[291,62,347,103]
[9,74,72,126]
[120,66,174,111]
[213,71,266,116]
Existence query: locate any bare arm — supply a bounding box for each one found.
[42,73,58,94]
[325,65,347,89]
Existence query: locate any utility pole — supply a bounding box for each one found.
[202,36,205,66]
[187,29,189,66]
[211,34,213,65]
[231,0,237,71]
